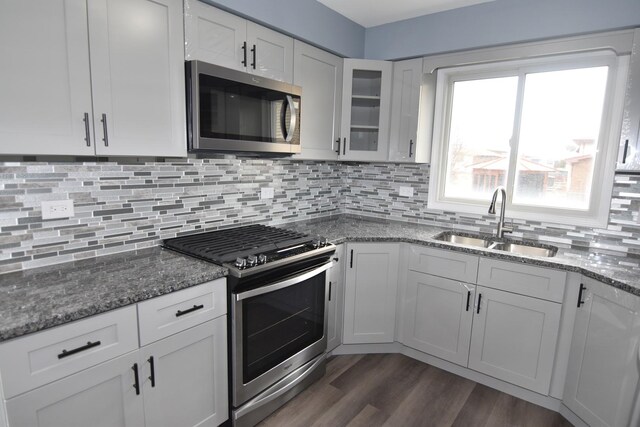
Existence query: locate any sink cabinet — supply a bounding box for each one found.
[563,276,640,427]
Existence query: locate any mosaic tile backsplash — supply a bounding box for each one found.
[2,156,640,273]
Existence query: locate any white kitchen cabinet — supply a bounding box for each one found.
[388,58,427,163]
[563,277,640,427]
[468,286,562,395]
[340,59,393,161]
[0,0,186,157]
[402,271,474,367]
[184,2,293,83]
[0,0,94,156]
[327,245,345,351]
[343,243,400,344]
[293,41,343,160]
[5,351,145,427]
[617,28,640,170]
[141,319,228,427]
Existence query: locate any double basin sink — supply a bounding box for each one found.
[433,231,557,258]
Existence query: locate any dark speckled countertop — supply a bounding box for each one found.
[2,214,640,343]
[0,247,226,342]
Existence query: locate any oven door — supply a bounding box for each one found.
[232,261,331,406]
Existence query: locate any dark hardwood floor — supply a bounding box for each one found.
[258,354,573,427]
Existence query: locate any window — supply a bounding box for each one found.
[429,50,627,227]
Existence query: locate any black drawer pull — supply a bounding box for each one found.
[477,293,482,314]
[175,304,204,317]
[466,290,471,312]
[577,283,586,308]
[350,249,353,268]
[58,340,101,359]
[329,281,333,301]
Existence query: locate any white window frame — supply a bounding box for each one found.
[428,46,630,228]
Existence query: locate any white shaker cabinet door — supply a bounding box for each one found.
[293,40,343,160]
[468,286,561,395]
[563,277,640,427]
[403,271,474,367]
[0,0,94,155]
[327,244,345,351]
[140,318,229,427]
[246,22,294,83]
[343,243,400,344]
[5,351,145,427]
[184,1,247,71]
[388,58,423,162]
[88,0,186,157]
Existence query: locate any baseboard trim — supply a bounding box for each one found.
[330,342,583,423]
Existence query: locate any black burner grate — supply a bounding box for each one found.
[163,225,311,264]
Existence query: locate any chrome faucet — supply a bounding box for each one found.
[488,187,513,238]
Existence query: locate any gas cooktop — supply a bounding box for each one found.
[163,224,334,278]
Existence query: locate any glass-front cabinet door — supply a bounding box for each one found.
[340,59,393,161]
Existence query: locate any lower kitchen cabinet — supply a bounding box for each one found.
[141,318,228,427]
[327,244,345,352]
[343,243,400,344]
[5,351,145,427]
[402,271,474,366]
[468,286,561,395]
[563,277,640,427]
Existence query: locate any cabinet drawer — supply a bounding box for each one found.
[0,306,138,399]
[137,279,226,346]
[477,258,566,302]
[409,246,479,283]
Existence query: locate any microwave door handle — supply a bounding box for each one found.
[281,95,297,143]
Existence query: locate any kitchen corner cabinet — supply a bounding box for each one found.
[563,276,640,427]
[327,245,345,351]
[388,58,428,163]
[0,0,187,157]
[185,2,293,83]
[340,59,393,162]
[343,243,400,344]
[293,41,343,161]
[617,28,640,170]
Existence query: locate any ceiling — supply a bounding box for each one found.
[317,0,497,28]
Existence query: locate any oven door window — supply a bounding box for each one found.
[242,272,325,384]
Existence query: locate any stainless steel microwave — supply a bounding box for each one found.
[186,61,301,155]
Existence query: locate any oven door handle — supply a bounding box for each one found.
[235,261,333,302]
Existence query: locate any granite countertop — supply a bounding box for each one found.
[3,214,640,344]
[0,247,227,342]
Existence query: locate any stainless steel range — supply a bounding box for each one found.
[164,225,335,427]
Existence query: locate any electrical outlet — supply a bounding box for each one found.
[399,186,414,198]
[261,187,274,200]
[41,200,74,220]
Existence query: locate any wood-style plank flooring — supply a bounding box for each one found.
[258,354,573,427]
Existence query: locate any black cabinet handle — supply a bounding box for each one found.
[328,281,332,301]
[477,293,482,314]
[241,41,247,66]
[335,138,341,154]
[58,340,101,359]
[343,137,346,155]
[175,304,204,317]
[101,113,109,147]
[148,356,156,388]
[623,139,629,164]
[409,139,413,157]
[251,44,256,69]
[83,113,91,147]
[577,283,586,308]
[350,249,353,268]
[132,363,140,395]
[333,257,339,262]
[466,290,471,312]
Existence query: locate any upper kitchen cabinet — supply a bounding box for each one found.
[617,28,640,170]
[388,58,430,163]
[185,1,294,83]
[340,59,393,162]
[293,41,343,160]
[0,0,187,157]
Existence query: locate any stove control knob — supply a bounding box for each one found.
[319,237,328,247]
[246,255,258,267]
[235,257,247,269]
[311,238,320,249]
[257,254,268,265]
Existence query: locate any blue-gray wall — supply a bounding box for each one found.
[364,0,640,60]
[202,0,365,58]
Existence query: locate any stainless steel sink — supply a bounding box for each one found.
[433,231,557,257]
